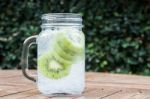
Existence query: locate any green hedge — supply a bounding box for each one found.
[0,0,150,75]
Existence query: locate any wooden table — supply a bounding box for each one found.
[0,70,150,99]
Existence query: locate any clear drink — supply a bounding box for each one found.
[37,28,85,95]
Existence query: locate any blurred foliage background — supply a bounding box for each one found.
[0,0,150,75]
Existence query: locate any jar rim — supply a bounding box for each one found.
[42,13,82,18]
[41,13,83,27]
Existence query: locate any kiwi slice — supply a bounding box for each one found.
[38,52,70,79]
[54,42,75,60]
[55,31,84,57]
[48,60,63,71]
[52,51,72,69]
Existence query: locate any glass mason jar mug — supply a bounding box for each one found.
[21,13,85,96]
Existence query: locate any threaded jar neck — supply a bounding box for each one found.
[41,13,83,28]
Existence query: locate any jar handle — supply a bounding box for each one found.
[21,35,37,82]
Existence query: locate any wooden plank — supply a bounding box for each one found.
[0,84,35,97]
[0,89,39,99]
[87,81,150,90]
[0,75,32,84]
[86,73,150,90]
[0,75,34,86]
[102,89,150,99]
[0,70,36,78]
[86,72,150,85]
[0,85,14,96]
[82,83,122,98]
[0,70,22,78]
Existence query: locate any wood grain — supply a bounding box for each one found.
[0,70,150,99]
